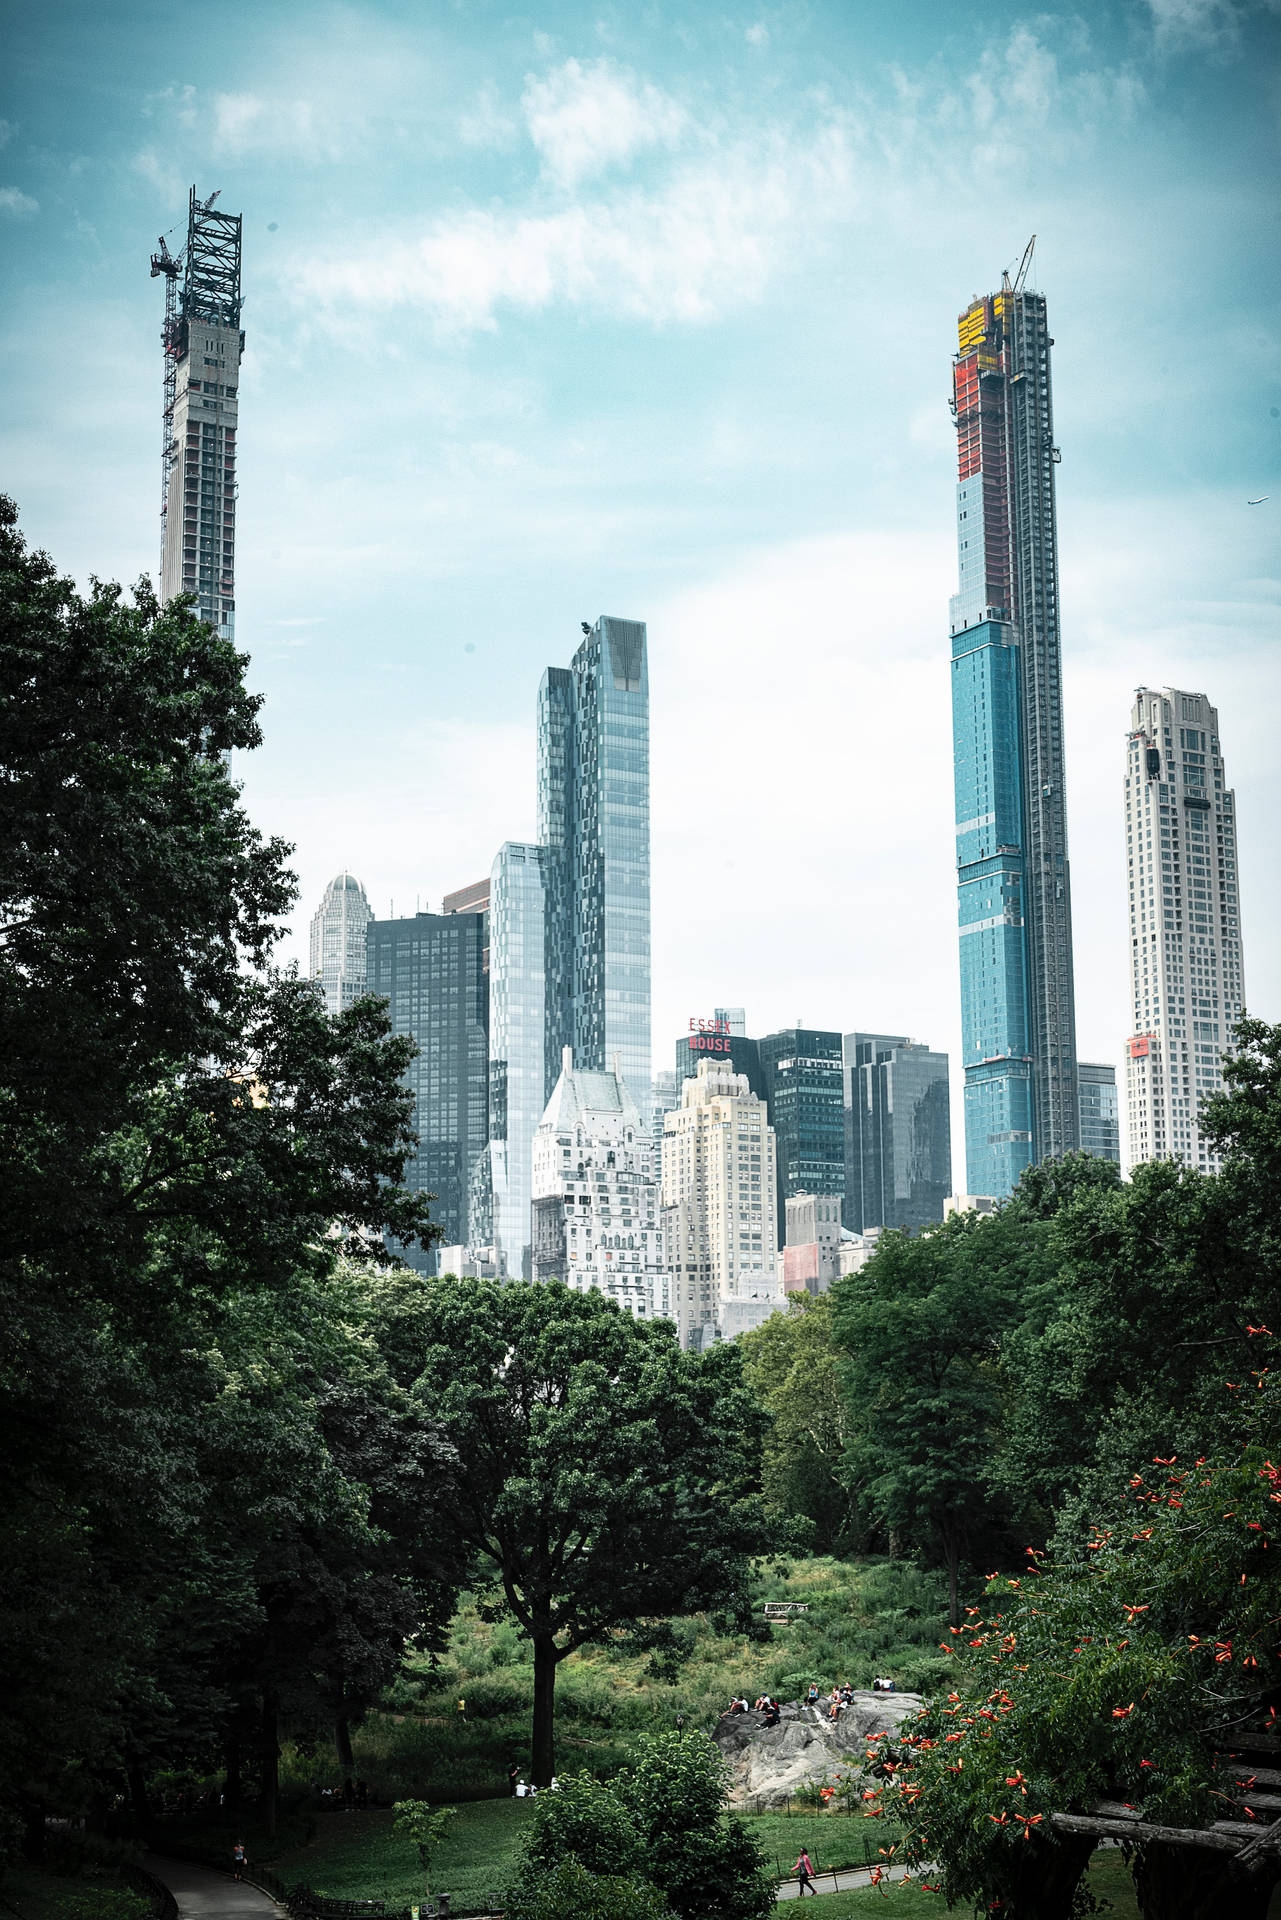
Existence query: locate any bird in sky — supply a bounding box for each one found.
[1247,496,1269,505]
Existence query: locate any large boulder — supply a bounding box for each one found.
[713,1694,923,1810]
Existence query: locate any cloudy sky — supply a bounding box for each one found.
[4,0,1279,1169]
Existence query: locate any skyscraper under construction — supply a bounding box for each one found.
[151,188,243,640]
[949,244,1079,1197]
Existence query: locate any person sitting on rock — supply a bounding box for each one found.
[806,1684,820,1707]
[828,1692,842,1720]
[728,1696,746,1714]
[840,1683,853,1704]
[763,1700,781,1729]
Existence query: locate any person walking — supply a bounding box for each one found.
[231,1842,247,1883]
[795,1849,817,1897]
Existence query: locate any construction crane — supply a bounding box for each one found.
[149,192,221,555]
[1012,233,1037,296]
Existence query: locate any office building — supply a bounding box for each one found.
[676,1015,766,1103]
[950,252,1079,1198]
[531,1048,670,1322]
[309,872,373,1016]
[479,843,545,1279]
[153,187,244,642]
[758,1028,844,1243]
[782,1193,843,1294]
[366,908,489,1270]
[843,1033,951,1233]
[1078,1062,1121,1164]
[539,617,651,1117]
[1124,688,1245,1172]
[661,1060,780,1350]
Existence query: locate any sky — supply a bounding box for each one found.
[3,0,1279,1171]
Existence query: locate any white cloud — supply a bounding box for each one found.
[1145,0,1243,50]
[458,84,519,150]
[521,57,688,188]
[296,122,854,332]
[0,187,37,217]
[211,91,341,162]
[746,23,770,47]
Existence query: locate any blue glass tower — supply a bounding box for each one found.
[538,617,651,1117]
[950,262,1078,1196]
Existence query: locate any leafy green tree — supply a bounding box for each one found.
[390,1279,767,1784]
[736,1293,855,1552]
[392,1800,457,1894]
[874,1371,1281,1920]
[505,1859,674,1920]
[512,1735,772,1920]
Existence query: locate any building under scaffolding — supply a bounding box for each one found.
[151,187,243,639]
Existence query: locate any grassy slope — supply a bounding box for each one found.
[328,1557,954,1801]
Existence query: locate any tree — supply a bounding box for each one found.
[505,1860,674,1920]
[511,1734,772,1920]
[392,1800,457,1895]
[736,1294,855,1552]
[391,1279,767,1784]
[873,1370,1281,1920]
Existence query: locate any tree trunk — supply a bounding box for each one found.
[260,1689,280,1841]
[335,1716,354,1776]
[224,1733,242,1815]
[1132,1841,1279,1920]
[531,1632,558,1788]
[125,1758,151,1832]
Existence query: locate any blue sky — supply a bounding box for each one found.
[3,0,1279,1162]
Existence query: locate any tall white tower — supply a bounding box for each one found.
[1124,688,1245,1172]
[310,873,373,1016]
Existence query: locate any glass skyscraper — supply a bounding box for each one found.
[950,260,1079,1197]
[483,842,546,1279]
[366,908,489,1271]
[538,617,651,1117]
[757,1028,844,1246]
[842,1033,951,1234]
[309,871,372,1016]
[1077,1061,1121,1164]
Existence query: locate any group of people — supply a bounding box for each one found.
[317,1777,369,1808]
[725,1694,781,1728]
[507,1767,560,1797]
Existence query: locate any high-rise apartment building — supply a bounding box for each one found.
[531,1048,669,1322]
[366,908,489,1269]
[1077,1062,1121,1164]
[1124,688,1245,1172]
[481,843,545,1279]
[757,1028,844,1243]
[309,872,373,1016]
[661,1061,780,1350]
[538,618,651,1117]
[950,256,1079,1198]
[843,1033,951,1233]
[155,188,244,641]
[782,1193,843,1295]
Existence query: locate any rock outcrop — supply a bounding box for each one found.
[713,1694,923,1810]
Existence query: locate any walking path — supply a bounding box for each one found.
[775,1859,915,1901]
[144,1856,285,1920]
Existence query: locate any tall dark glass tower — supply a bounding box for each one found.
[950,251,1079,1196]
[366,909,488,1271]
[757,1027,844,1246]
[842,1033,951,1233]
[538,617,651,1116]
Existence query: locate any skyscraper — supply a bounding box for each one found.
[661,1060,779,1349]
[950,252,1079,1198]
[531,1048,670,1322]
[538,618,651,1117]
[309,872,373,1016]
[843,1033,951,1233]
[366,908,489,1269]
[1077,1062,1121,1164]
[483,843,546,1279]
[1124,688,1245,1172]
[154,188,244,641]
[757,1027,845,1243]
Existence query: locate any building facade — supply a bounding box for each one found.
[538,617,651,1118]
[480,843,545,1279]
[757,1028,844,1243]
[309,872,373,1016]
[782,1192,843,1294]
[1124,687,1245,1172]
[531,1048,669,1322]
[158,188,244,643]
[661,1060,780,1350]
[950,263,1079,1198]
[843,1032,951,1233]
[366,908,489,1270]
[676,1025,766,1102]
[1077,1061,1121,1164]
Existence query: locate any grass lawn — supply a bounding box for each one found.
[772,1849,1142,1916]
[0,1869,150,1920]
[271,1803,535,1908]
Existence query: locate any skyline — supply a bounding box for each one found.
[3,0,1278,1167]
